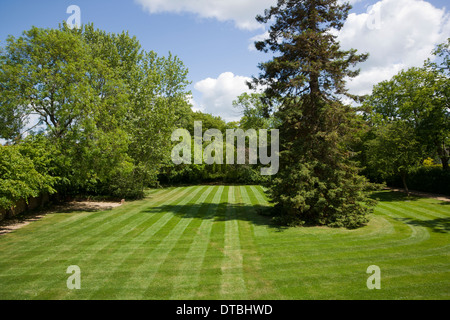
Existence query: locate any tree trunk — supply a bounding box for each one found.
[437,140,449,170]
[440,156,449,171]
[401,172,410,196]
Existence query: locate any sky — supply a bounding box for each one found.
[0,0,449,122]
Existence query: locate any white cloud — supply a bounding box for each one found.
[135,0,277,30]
[248,31,270,51]
[244,0,450,95]
[336,0,450,95]
[187,94,204,113]
[193,72,255,122]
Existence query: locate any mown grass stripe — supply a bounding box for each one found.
[136,186,222,299]
[1,187,192,270]
[249,185,269,205]
[90,186,210,297]
[192,186,229,299]
[3,187,184,259]
[378,205,449,238]
[220,186,247,299]
[3,187,199,298]
[242,186,269,237]
[373,206,431,246]
[169,185,225,299]
[411,199,450,216]
[379,201,446,222]
[377,203,432,236]
[85,186,210,299]
[410,203,449,219]
[236,186,278,299]
[134,186,216,298]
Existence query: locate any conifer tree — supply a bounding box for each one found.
[250,0,375,228]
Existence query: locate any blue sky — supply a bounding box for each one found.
[0,0,449,121]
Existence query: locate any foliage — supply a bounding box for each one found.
[424,38,450,169]
[363,65,449,170]
[364,121,422,194]
[0,139,57,210]
[250,0,375,228]
[232,92,277,130]
[361,40,449,194]
[0,23,191,199]
[124,50,191,193]
[158,108,270,185]
[423,157,442,168]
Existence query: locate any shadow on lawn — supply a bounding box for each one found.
[395,217,450,234]
[371,191,450,206]
[142,191,449,233]
[141,201,287,232]
[370,191,422,202]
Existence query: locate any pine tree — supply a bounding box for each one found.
[250,0,375,228]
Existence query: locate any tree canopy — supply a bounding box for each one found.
[0,23,191,200]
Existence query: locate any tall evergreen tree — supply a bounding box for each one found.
[250,0,375,228]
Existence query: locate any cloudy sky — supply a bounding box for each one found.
[0,0,449,122]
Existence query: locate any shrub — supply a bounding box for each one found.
[0,144,57,210]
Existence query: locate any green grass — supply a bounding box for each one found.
[0,185,449,300]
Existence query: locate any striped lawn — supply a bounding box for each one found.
[0,186,449,300]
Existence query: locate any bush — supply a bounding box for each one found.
[0,143,57,210]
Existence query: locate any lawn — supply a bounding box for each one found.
[0,185,449,300]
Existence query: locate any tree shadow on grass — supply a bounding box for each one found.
[370,191,422,203]
[394,217,450,234]
[146,191,448,233]
[141,201,287,232]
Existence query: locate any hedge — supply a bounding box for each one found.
[386,167,450,196]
